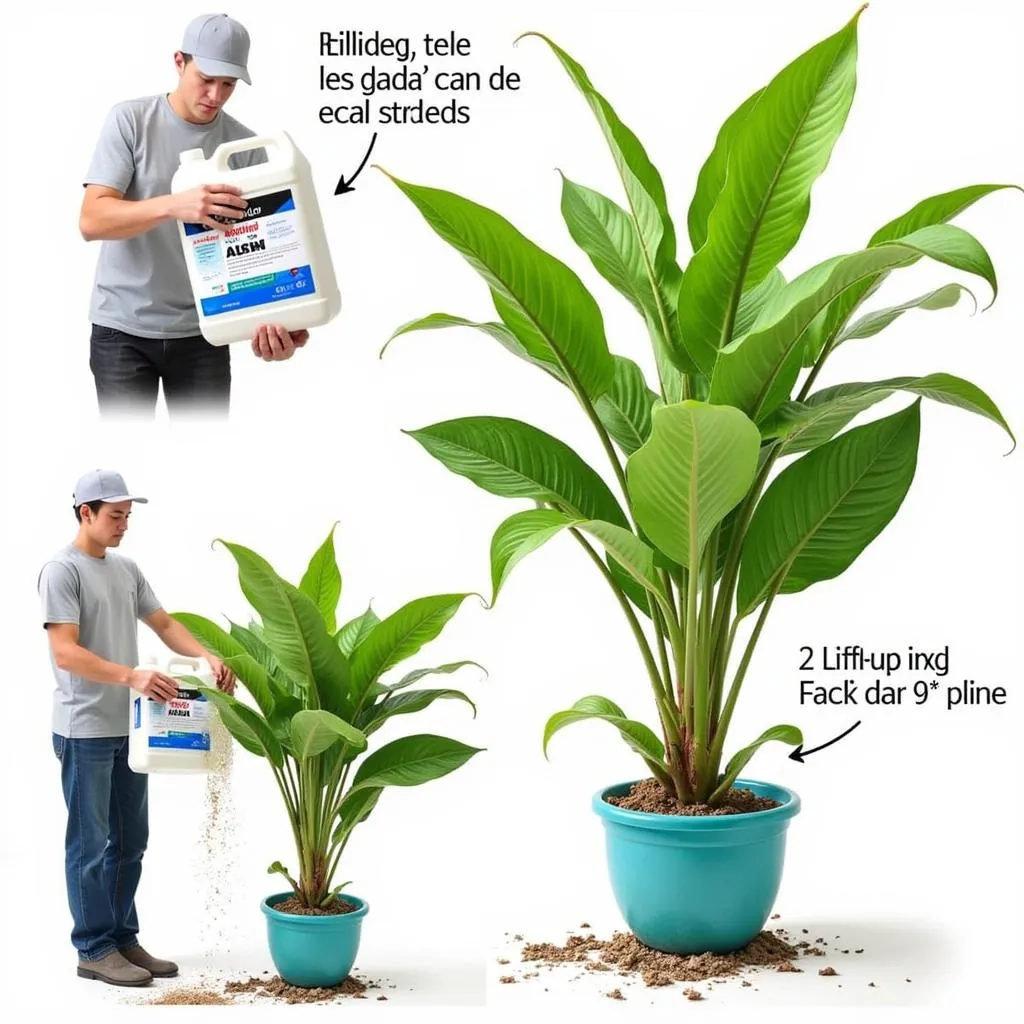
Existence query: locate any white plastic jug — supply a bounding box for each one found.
[128,656,220,774]
[171,130,341,345]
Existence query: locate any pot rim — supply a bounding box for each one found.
[592,777,800,831]
[261,891,370,922]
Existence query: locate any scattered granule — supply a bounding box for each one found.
[606,778,779,816]
[795,942,811,949]
[520,929,800,987]
[149,987,232,1005]
[225,974,368,1004]
[683,987,703,1001]
[497,958,510,965]
[770,913,781,920]
[377,996,388,1001]
[819,967,838,977]
[499,976,516,984]
[741,980,753,987]
[802,929,809,935]
[523,972,539,979]
[855,949,864,954]
[802,948,826,957]
[906,978,912,983]
[869,982,876,988]
[513,933,523,941]
[776,962,802,973]
[607,988,625,1000]
[580,922,591,928]
[841,949,850,954]
[815,937,827,945]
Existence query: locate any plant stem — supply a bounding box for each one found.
[685,542,704,777]
[708,590,778,771]
[568,528,678,737]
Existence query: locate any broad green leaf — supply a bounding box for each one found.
[595,356,659,455]
[713,725,803,799]
[870,183,1023,247]
[229,621,289,691]
[374,660,487,696]
[802,183,1019,366]
[348,734,484,793]
[627,402,761,567]
[173,613,279,720]
[298,525,342,634]
[543,695,664,764]
[332,786,382,846]
[711,226,998,422]
[336,605,380,657]
[837,283,974,343]
[524,34,691,372]
[406,416,629,527]
[290,710,367,760]
[678,9,862,372]
[607,554,652,619]
[739,402,921,613]
[489,509,668,613]
[350,594,475,702]
[358,688,477,736]
[762,372,1013,454]
[490,509,573,604]
[523,34,677,276]
[381,311,565,382]
[216,541,353,719]
[560,174,654,313]
[385,173,614,400]
[196,685,283,767]
[687,85,765,253]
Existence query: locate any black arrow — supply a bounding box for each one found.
[334,133,378,195]
[789,720,861,763]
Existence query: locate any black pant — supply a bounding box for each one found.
[90,324,231,418]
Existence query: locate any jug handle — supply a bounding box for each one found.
[167,656,202,675]
[211,133,291,171]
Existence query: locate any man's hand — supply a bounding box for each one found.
[208,656,237,696]
[166,184,248,231]
[251,325,310,361]
[129,668,180,704]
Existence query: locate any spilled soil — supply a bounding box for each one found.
[607,778,779,815]
[499,914,879,999]
[146,973,384,1005]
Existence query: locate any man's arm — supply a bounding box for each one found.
[45,623,179,702]
[79,183,248,242]
[142,610,236,694]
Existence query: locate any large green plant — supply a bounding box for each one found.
[174,527,484,908]
[382,10,1016,805]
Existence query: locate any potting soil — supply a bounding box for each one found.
[607,778,780,815]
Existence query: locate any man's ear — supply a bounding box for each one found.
[173,51,186,75]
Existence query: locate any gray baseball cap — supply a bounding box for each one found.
[182,13,251,84]
[73,470,149,507]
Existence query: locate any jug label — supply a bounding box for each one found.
[183,189,317,316]
[147,689,211,750]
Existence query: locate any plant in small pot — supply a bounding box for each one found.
[173,526,484,987]
[380,9,1016,954]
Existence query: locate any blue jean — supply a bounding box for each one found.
[52,734,148,960]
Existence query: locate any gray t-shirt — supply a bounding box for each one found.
[39,544,162,738]
[85,94,260,339]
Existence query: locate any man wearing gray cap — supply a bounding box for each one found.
[39,471,235,986]
[80,14,310,419]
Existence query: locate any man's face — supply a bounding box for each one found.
[82,501,132,548]
[175,54,238,122]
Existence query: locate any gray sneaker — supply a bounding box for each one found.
[77,949,153,987]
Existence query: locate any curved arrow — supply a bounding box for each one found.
[789,720,861,763]
[335,133,378,195]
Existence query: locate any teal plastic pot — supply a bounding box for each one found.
[593,778,800,954]
[260,892,369,987]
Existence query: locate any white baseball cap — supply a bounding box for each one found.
[73,470,148,507]
[182,13,251,84]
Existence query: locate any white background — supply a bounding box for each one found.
[0,0,1021,1019]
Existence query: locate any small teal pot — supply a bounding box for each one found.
[593,778,800,954]
[260,892,369,988]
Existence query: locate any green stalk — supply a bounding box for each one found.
[708,589,779,772]
[568,527,678,735]
[685,542,704,778]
